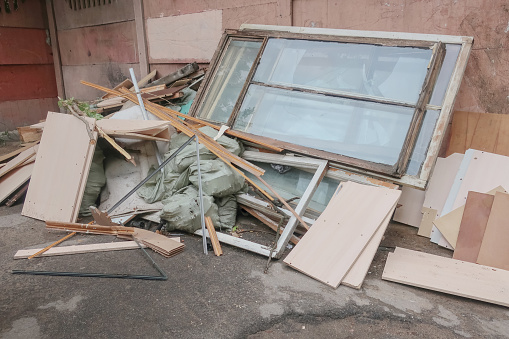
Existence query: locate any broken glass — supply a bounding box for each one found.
[196,39,262,123]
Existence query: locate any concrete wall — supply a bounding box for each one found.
[0,0,59,130]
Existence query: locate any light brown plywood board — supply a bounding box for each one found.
[283,181,401,288]
[341,207,395,289]
[453,192,494,263]
[22,112,97,222]
[433,186,505,248]
[96,119,171,141]
[0,162,34,203]
[477,192,509,270]
[383,247,509,308]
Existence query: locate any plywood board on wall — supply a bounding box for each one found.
[446,111,509,157]
[53,0,135,30]
[0,27,53,65]
[222,3,279,29]
[0,98,58,131]
[63,63,140,100]
[143,0,275,19]
[0,65,58,101]
[22,112,98,223]
[146,10,223,63]
[58,21,139,66]
[0,0,47,28]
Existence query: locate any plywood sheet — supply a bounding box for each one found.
[58,21,138,66]
[146,10,223,63]
[433,186,506,248]
[393,186,425,227]
[453,192,494,262]
[22,112,97,222]
[62,63,140,101]
[0,162,34,203]
[0,64,58,101]
[341,208,394,289]
[0,27,53,65]
[446,111,509,157]
[477,192,509,270]
[383,247,509,308]
[53,0,134,30]
[283,181,401,288]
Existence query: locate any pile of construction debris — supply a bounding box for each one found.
[1,25,508,309]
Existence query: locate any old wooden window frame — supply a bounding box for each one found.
[195,154,329,258]
[190,25,473,189]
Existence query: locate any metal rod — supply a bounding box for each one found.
[195,135,208,255]
[12,239,168,281]
[129,67,163,166]
[107,135,196,215]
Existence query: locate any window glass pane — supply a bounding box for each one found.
[244,162,339,213]
[253,38,433,104]
[234,85,415,166]
[406,110,440,176]
[196,40,262,123]
[429,44,461,106]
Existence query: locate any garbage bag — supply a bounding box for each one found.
[79,147,106,216]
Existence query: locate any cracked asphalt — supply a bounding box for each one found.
[1,201,509,338]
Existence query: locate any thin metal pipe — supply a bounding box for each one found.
[129,68,163,166]
[107,135,196,215]
[12,240,168,281]
[195,135,208,255]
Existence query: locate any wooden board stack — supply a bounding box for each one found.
[132,228,185,258]
[284,181,401,289]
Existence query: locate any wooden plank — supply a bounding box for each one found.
[0,146,37,179]
[283,181,401,288]
[453,192,494,263]
[382,247,509,308]
[417,207,438,238]
[22,112,97,222]
[0,27,53,65]
[134,69,157,89]
[5,181,30,207]
[0,163,34,204]
[28,232,77,259]
[477,192,509,270]
[205,216,223,256]
[341,206,394,289]
[46,0,65,101]
[58,21,138,66]
[0,142,38,163]
[14,241,146,259]
[102,79,134,100]
[96,119,171,141]
[0,65,58,101]
[53,0,134,30]
[393,186,425,228]
[146,11,223,63]
[133,0,149,77]
[17,126,42,143]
